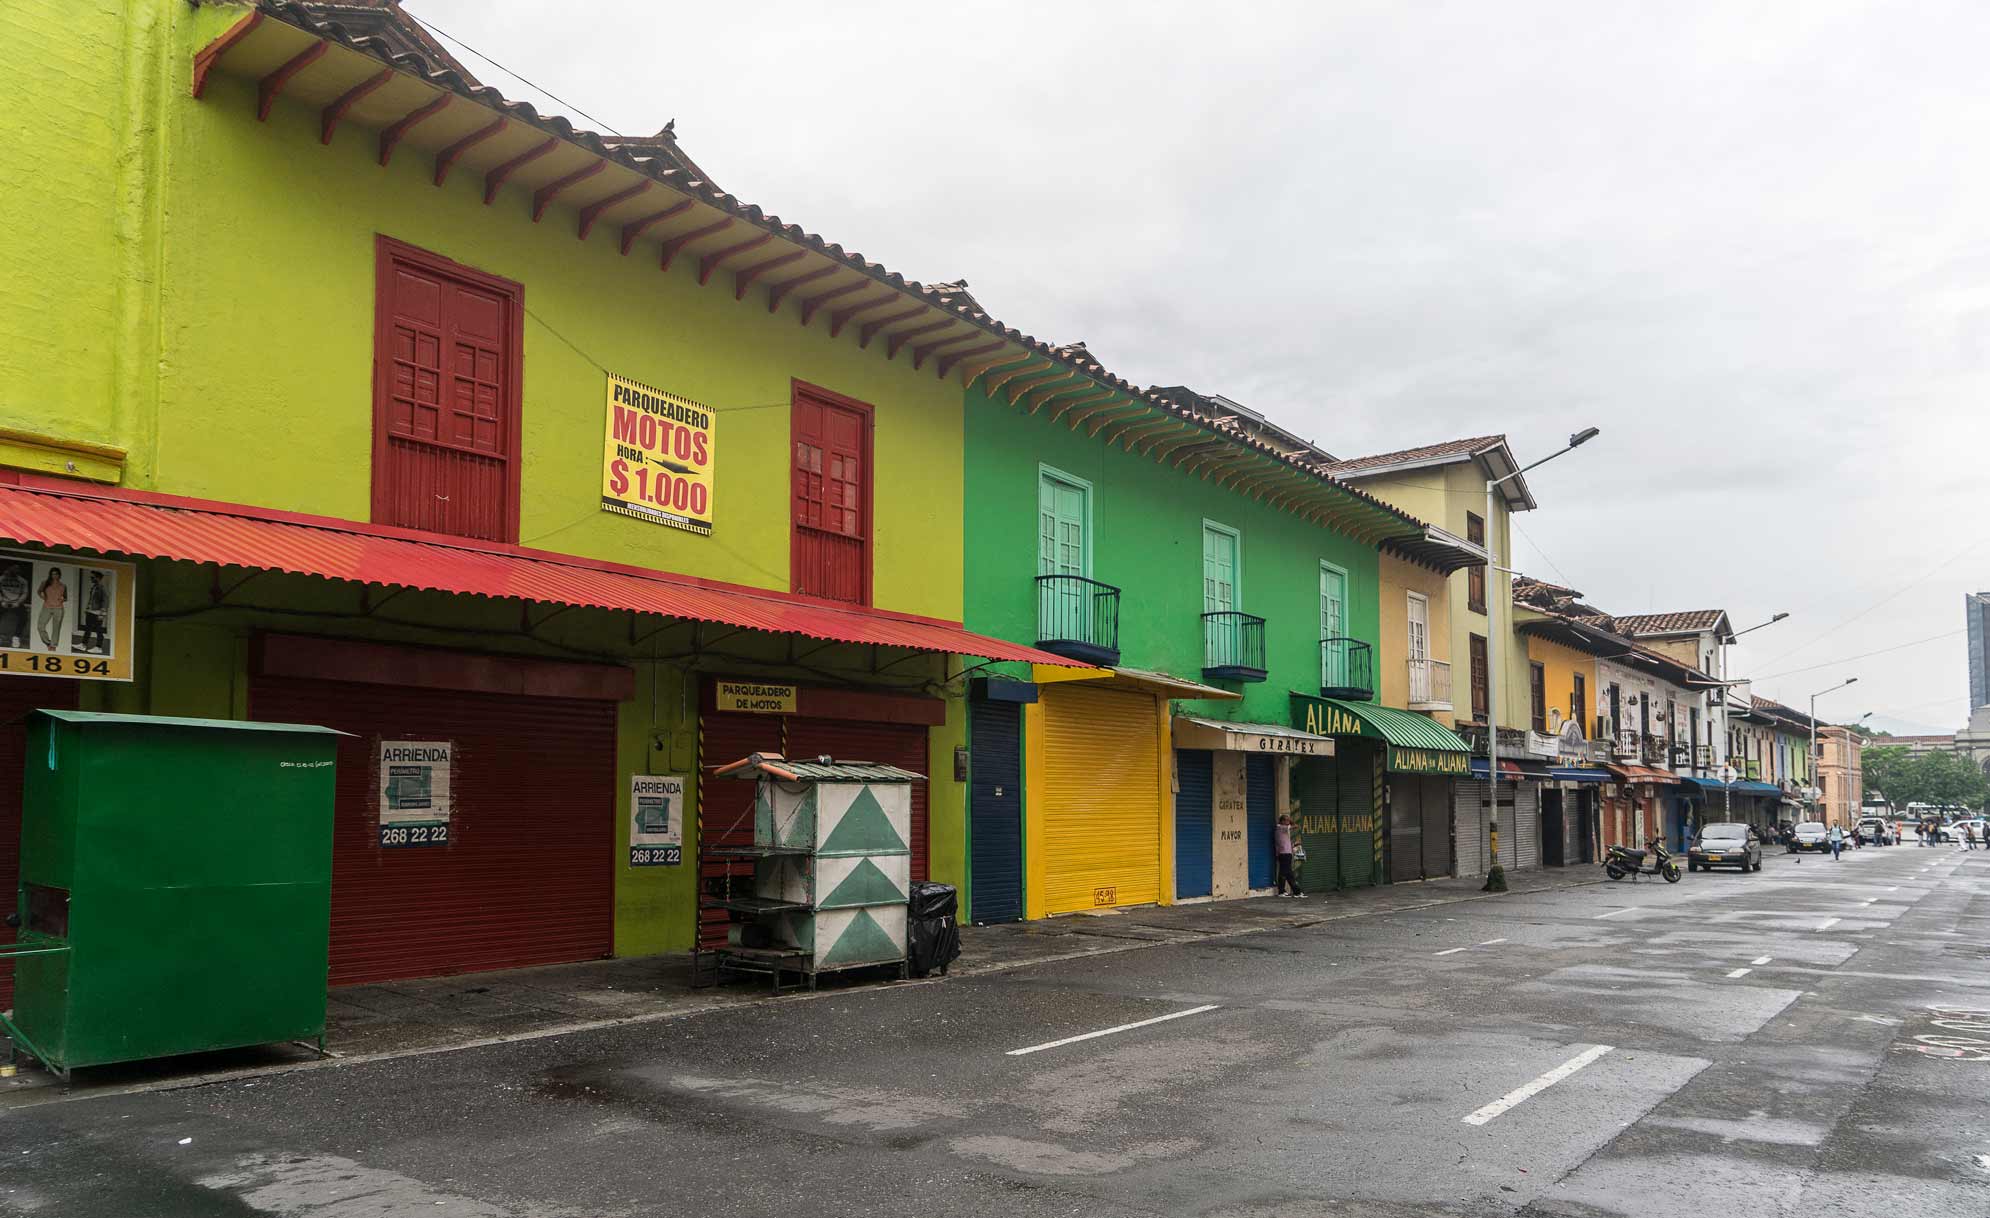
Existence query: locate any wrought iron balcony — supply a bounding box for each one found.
[1407,657,1452,711]
[1643,735,1669,766]
[1320,636,1374,700]
[1613,728,1640,759]
[1201,611,1267,682]
[1035,575,1121,666]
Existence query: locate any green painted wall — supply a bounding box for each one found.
[962,389,1382,722]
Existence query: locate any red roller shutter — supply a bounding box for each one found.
[250,676,615,986]
[696,711,783,952]
[0,679,78,1009]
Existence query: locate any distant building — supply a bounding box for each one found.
[1970,592,1990,709]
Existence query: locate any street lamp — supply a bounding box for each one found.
[1716,612,1788,778]
[1808,677,1857,829]
[1483,427,1600,893]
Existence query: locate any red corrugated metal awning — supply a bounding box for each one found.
[1605,764,1682,786]
[0,482,1074,665]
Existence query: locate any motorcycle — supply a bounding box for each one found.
[1604,837,1682,883]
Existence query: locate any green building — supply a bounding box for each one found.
[961,380,1478,920]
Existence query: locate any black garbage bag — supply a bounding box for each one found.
[906,881,961,978]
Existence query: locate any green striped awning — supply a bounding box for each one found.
[1289,694,1473,776]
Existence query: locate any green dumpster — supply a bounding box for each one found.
[1,710,344,1076]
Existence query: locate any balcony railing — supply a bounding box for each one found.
[1035,575,1121,666]
[1202,611,1267,682]
[1613,728,1640,759]
[1320,636,1374,700]
[1407,657,1452,711]
[1643,735,1669,766]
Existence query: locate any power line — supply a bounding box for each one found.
[406,14,624,135]
[1752,628,1964,681]
[1755,539,1987,670]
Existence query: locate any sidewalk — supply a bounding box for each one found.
[4,862,1604,1104]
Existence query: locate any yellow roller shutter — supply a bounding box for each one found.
[1040,683,1162,914]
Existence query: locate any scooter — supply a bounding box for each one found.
[1604,837,1682,883]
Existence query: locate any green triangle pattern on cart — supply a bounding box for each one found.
[819,785,907,855]
[776,784,818,848]
[820,907,903,967]
[819,857,907,908]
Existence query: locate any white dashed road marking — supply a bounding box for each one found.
[1434,947,1469,956]
[1462,1045,1615,1126]
[1006,1004,1220,1057]
[1818,918,1841,931]
[1752,956,1773,965]
[1479,938,1508,946]
[1595,907,1634,919]
[1726,968,1752,979]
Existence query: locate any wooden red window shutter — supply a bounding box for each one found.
[790,383,872,604]
[373,237,524,542]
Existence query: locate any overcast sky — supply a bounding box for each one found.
[409,0,1988,732]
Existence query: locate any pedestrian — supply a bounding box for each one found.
[1828,823,1844,861]
[34,567,66,652]
[1273,814,1305,898]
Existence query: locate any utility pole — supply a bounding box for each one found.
[1482,427,1599,893]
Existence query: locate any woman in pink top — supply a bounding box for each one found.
[1274,815,1305,898]
[35,568,66,652]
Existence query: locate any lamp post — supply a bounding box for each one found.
[1808,677,1857,829]
[1717,612,1788,777]
[1483,427,1600,893]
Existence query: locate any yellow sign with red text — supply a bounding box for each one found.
[601,373,715,535]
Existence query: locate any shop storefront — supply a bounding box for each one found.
[1171,717,1335,900]
[1026,677,1169,917]
[1603,765,1681,849]
[1292,695,1473,884]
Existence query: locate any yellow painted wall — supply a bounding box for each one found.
[1525,631,1599,738]
[28,4,964,622]
[1342,462,1528,730]
[1377,553,1454,727]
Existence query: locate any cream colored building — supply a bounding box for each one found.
[1816,726,1864,829]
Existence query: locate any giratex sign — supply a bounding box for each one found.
[715,680,797,714]
[602,372,715,535]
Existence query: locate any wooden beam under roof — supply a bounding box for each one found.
[982,357,1052,396]
[765,264,838,312]
[320,68,392,144]
[1049,390,1119,425]
[911,330,982,370]
[575,180,650,239]
[936,340,1006,380]
[658,217,733,272]
[619,199,693,255]
[698,231,774,285]
[732,249,805,300]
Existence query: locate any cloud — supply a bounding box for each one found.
[410,0,1990,725]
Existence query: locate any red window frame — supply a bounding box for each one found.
[371,235,525,542]
[789,379,874,605]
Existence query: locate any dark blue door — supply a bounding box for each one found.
[1246,754,1276,889]
[1175,749,1213,899]
[968,699,1023,924]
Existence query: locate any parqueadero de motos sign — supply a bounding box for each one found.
[601,372,715,536]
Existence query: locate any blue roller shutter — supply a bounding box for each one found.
[1175,749,1213,899]
[1246,753,1275,890]
[968,698,1023,924]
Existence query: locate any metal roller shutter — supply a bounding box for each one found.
[1245,754,1275,890]
[0,679,78,1009]
[1292,757,1340,893]
[1338,745,1376,889]
[1388,777,1423,883]
[968,699,1023,924]
[1455,781,1489,877]
[1175,749,1213,899]
[1512,782,1541,870]
[1041,684,1161,913]
[1420,778,1453,878]
[249,677,616,986]
[697,711,783,951]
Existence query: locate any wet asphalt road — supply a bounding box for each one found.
[5,844,1990,1217]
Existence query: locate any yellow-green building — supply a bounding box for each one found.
[0,0,1109,991]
